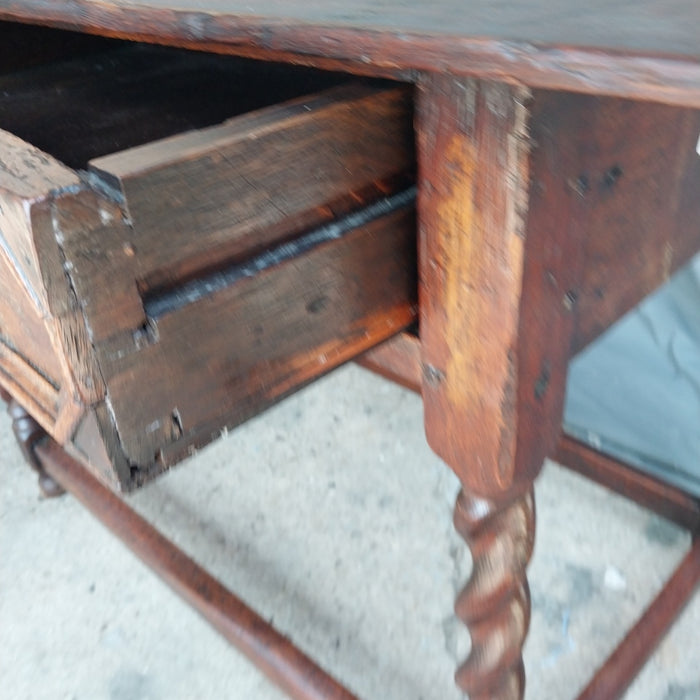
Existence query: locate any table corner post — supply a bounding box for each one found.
[415,72,577,698]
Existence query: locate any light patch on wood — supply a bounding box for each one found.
[439,114,528,448]
[418,78,532,492]
[0,128,78,199]
[505,88,532,243]
[663,242,674,281]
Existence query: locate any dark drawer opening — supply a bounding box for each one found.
[0,25,353,170]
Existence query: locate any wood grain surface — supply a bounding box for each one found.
[0,40,417,486]
[1,1,700,107]
[416,76,541,497]
[566,96,700,353]
[90,83,414,293]
[101,207,417,469]
[43,79,416,479]
[0,129,88,441]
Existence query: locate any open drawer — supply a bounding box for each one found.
[0,39,417,489]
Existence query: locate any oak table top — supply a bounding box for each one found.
[1,0,700,106]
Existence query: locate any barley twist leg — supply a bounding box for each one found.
[3,392,64,498]
[453,488,535,700]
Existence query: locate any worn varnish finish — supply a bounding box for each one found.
[454,489,535,699]
[78,83,413,477]
[415,76,542,699]
[363,94,700,382]
[562,95,700,354]
[0,130,87,442]
[99,206,416,470]
[416,75,530,495]
[0,54,417,487]
[2,1,700,108]
[416,76,582,498]
[88,83,414,298]
[0,244,64,424]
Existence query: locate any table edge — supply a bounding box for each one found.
[2,2,700,107]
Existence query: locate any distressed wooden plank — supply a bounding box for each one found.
[50,188,146,343]
[566,96,700,354]
[55,82,413,346]
[417,82,700,493]
[100,206,417,468]
[2,2,700,107]
[0,132,93,440]
[0,246,64,388]
[0,338,60,429]
[90,83,414,291]
[51,309,106,405]
[0,130,108,447]
[415,78,537,700]
[68,403,132,489]
[415,75,590,700]
[0,129,78,316]
[1,65,415,488]
[417,76,545,496]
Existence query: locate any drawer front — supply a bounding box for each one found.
[0,44,417,488]
[66,82,415,343]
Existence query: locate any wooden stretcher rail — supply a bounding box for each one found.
[555,436,700,534]
[35,440,359,700]
[576,536,700,700]
[357,331,421,394]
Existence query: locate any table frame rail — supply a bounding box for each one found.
[34,437,360,700]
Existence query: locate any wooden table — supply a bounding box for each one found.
[1,2,700,699]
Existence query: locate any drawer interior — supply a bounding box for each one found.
[0,28,349,170]
[0,24,418,488]
[0,21,121,75]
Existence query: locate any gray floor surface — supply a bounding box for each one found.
[1,364,699,700]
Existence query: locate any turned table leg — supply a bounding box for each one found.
[2,392,64,497]
[416,75,581,696]
[454,489,535,699]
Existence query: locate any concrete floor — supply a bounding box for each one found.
[1,364,699,700]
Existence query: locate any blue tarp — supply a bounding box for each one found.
[565,255,700,498]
